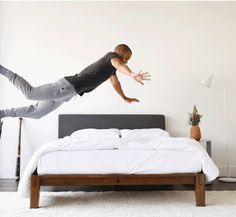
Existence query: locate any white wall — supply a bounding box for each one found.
[0,1,235,178]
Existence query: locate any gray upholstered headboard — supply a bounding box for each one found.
[58,114,165,138]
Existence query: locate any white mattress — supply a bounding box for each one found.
[37,149,202,175]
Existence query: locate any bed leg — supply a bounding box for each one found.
[195,173,205,206]
[30,175,40,208]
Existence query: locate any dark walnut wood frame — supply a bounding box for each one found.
[30,172,205,208]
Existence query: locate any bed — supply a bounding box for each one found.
[27,114,216,208]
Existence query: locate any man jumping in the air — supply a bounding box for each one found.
[0,44,150,124]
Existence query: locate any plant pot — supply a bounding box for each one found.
[190,125,201,141]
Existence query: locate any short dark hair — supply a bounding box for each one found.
[114,44,132,54]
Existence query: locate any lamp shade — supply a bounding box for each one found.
[200,74,214,88]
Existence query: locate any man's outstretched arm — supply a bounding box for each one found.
[111,58,151,85]
[110,75,139,103]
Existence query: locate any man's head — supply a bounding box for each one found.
[114,44,132,64]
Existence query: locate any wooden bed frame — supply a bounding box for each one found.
[29,114,205,208]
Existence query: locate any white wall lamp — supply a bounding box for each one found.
[200,74,236,183]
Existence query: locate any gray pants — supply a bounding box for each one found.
[0,65,76,119]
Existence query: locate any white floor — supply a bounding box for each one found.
[1,191,236,217]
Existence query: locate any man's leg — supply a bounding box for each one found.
[0,95,74,138]
[0,87,75,119]
[0,100,62,138]
[0,65,76,101]
[1,100,66,119]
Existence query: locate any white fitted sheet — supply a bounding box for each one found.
[37,150,202,175]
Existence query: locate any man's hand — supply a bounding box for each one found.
[133,71,151,85]
[124,97,140,103]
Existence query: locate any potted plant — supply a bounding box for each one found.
[188,105,202,141]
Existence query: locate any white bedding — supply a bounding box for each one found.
[38,150,202,175]
[18,135,219,198]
